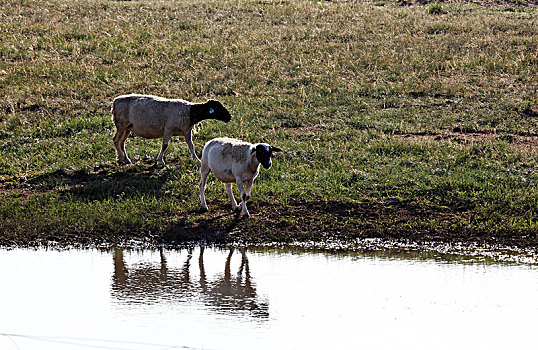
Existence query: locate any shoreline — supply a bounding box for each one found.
[2,197,537,264]
[2,235,537,265]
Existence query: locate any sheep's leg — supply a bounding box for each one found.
[114,129,131,164]
[236,179,249,217]
[156,131,172,166]
[184,131,200,162]
[244,180,253,201]
[112,129,124,161]
[237,180,253,209]
[119,130,131,164]
[199,163,210,211]
[226,183,239,210]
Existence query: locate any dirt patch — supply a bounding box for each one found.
[395,130,538,152]
[369,0,538,8]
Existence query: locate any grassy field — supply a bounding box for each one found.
[1,0,537,247]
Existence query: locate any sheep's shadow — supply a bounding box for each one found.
[162,206,245,244]
[26,162,250,243]
[28,162,181,201]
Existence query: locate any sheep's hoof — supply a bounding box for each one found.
[200,206,209,213]
[117,158,131,165]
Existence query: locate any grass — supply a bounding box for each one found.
[1,0,537,247]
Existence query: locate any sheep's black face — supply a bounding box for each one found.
[206,100,232,123]
[255,144,282,170]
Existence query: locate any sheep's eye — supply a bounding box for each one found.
[209,108,215,114]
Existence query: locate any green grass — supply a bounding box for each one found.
[1,0,537,245]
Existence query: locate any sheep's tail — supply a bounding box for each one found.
[111,98,126,126]
[111,100,118,124]
[111,95,135,127]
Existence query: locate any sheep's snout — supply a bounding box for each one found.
[221,112,232,123]
[261,160,272,170]
[214,108,231,123]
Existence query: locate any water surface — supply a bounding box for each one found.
[0,247,536,349]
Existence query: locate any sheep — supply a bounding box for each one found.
[199,137,282,217]
[111,94,232,166]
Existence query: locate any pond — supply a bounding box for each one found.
[0,246,536,350]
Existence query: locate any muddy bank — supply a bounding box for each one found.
[161,199,538,249]
[1,199,536,254]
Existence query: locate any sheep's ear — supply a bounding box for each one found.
[206,100,221,115]
[251,147,257,154]
[271,146,283,152]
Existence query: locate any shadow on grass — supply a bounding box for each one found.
[28,163,177,200]
[161,208,244,244]
[12,162,252,246]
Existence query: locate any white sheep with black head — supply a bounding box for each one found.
[111,94,232,166]
[199,137,282,217]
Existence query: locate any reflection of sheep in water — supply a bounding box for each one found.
[111,247,269,318]
[111,94,232,166]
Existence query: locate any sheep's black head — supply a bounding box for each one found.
[253,143,283,170]
[205,100,232,123]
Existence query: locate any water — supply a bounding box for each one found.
[0,247,537,350]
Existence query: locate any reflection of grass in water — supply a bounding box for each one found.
[0,0,537,244]
[250,242,538,265]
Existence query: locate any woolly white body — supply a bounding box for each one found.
[200,138,266,217]
[111,94,231,166]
